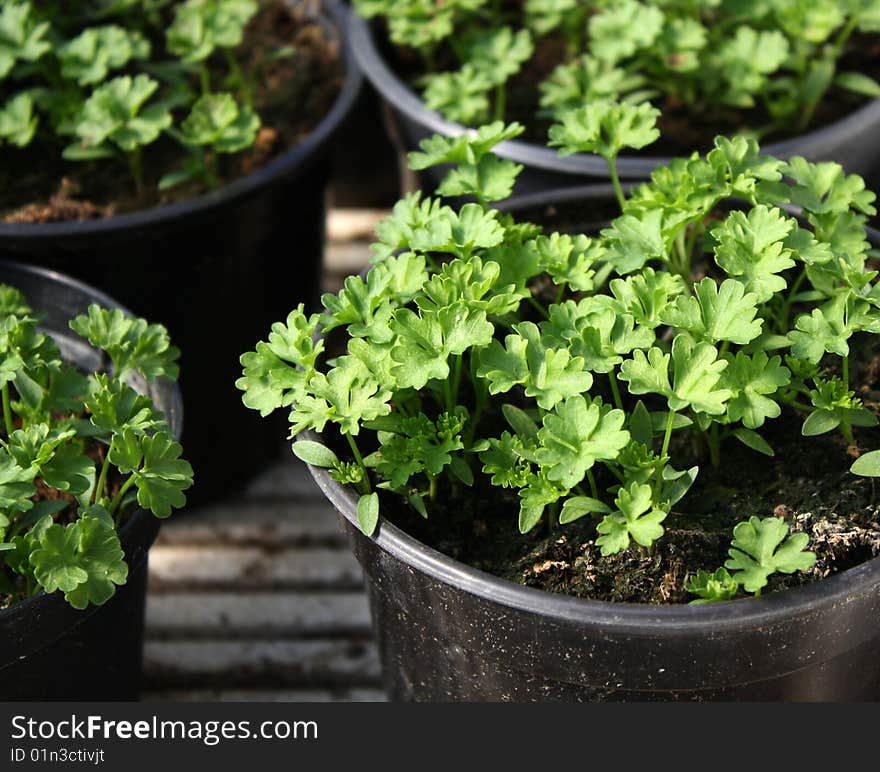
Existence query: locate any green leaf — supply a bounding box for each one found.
[408,122,526,169]
[301,355,392,437]
[661,278,763,345]
[391,306,493,391]
[801,408,840,436]
[559,496,611,524]
[30,523,88,594]
[357,492,380,536]
[851,450,880,477]
[58,25,151,86]
[110,430,193,518]
[237,305,323,417]
[601,210,665,274]
[292,440,339,469]
[422,64,492,125]
[0,450,37,513]
[628,400,653,446]
[477,321,593,410]
[536,395,629,489]
[835,71,880,98]
[711,206,796,302]
[70,305,180,381]
[517,471,565,533]
[548,99,660,162]
[501,404,539,442]
[61,514,128,609]
[85,374,168,438]
[179,92,260,153]
[685,567,738,604]
[788,295,851,363]
[620,334,732,415]
[732,428,774,457]
[721,351,790,429]
[588,0,664,64]
[595,481,667,556]
[0,92,38,147]
[64,75,172,157]
[479,432,532,488]
[166,0,258,62]
[724,516,816,593]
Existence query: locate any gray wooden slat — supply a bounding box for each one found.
[155,501,345,547]
[243,455,329,500]
[142,688,387,703]
[143,640,382,688]
[145,592,372,638]
[147,545,364,591]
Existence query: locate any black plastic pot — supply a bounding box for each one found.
[304,186,880,702]
[349,13,880,196]
[0,1,363,506]
[0,260,183,700]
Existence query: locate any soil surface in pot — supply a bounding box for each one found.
[1,1,343,223]
[375,22,880,155]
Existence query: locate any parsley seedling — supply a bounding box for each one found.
[240,105,879,602]
[0,287,193,609]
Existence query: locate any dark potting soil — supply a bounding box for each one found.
[0,0,343,223]
[378,21,880,155]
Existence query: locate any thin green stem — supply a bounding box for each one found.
[92,436,116,505]
[1,384,13,437]
[779,268,807,332]
[346,433,371,494]
[428,473,437,501]
[841,355,853,444]
[606,155,626,212]
[494,84,506,122]
[109,476,137,525]
[608,371,624,411]
[451,355,463,409]
[200,63,211,94]
[654,409,677,500]
[586,469,599,499]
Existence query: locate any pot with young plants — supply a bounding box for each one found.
[238,112,880,701]
[0,0,362,504]
[0,261,193,700]
[348,1,880,196]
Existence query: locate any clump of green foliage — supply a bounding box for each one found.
[0,286,193,610]
[352,0,880,141]
[0,0,272,197]
[239,105,880,604]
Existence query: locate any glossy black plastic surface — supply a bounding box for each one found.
[0,2,363,504]
[0,260,182,700]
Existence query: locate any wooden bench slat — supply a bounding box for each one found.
[148,546,364,591]
[143,640,382,688]
[146,591,372,638]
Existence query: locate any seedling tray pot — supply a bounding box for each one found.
[302,185,880,702]
[0,260,182,700]
[0,1,363,506]
[349,13,880,197]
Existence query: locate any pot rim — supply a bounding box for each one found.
[305,182,880,636]
[348,12,880,181]
[0,260,182,649]
[0,0,363,241]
